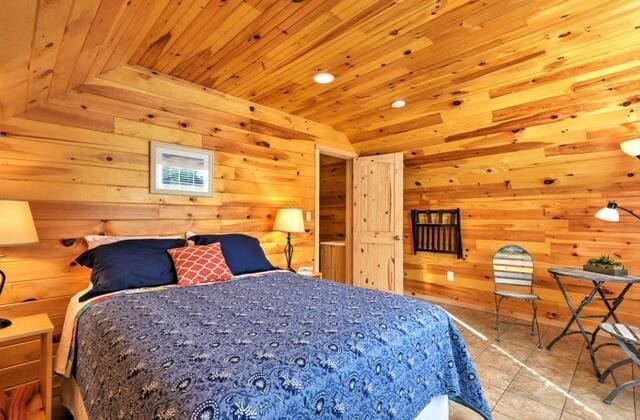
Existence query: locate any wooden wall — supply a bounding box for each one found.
[354,58,640,328]
[0,65,351,392]
[319,155,346,242]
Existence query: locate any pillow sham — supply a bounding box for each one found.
[85,234,183,250]
[168,242,233,286]
[188,233,276,275]
[76,238,186,301]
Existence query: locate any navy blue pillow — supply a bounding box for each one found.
[189,234,275,275]
[76,238,186,302]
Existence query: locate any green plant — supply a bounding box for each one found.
[587,255,622,267]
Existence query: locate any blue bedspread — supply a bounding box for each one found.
[74,271,491,419]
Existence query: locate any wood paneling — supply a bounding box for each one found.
[319,155,346,242]
[3,0,640,389]
[0,65,351,390]
[320,242,346,284]
[347,35,640,326]
[125,0,640,146]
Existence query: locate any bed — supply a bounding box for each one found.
[56,270,491,419]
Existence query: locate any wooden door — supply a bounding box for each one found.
[352,153,403,294]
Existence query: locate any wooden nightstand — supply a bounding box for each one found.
[0,314,53,420]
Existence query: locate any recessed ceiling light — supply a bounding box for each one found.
[391,99,406,108]
[313,72,335,84]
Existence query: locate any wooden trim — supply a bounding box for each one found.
[316,144,358,159]
[345,159,353,285]
[314,148,320,274]
[315,144,356,280]
[393,152,404,295]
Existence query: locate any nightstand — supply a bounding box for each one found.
[312,272,323,279]
[0,314,53,420]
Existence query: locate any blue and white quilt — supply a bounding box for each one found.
[72,271,491,419]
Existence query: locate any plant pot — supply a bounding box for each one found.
[583,263,628,276]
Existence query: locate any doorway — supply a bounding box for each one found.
[315,145,356,284]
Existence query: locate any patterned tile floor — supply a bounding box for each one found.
[439,303,639,420]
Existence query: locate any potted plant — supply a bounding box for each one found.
[583,255,628,276]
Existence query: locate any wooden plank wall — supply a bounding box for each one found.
[354,57,640,328]
[0,65,352,392]
[319,155,346,242]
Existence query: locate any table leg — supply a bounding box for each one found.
[590,282,633,347]
[546,275,599,349]
[546,275,602,376]
[40,331,52,420]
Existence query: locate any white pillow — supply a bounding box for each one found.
[84,234,184,250]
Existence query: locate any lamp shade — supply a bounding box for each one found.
[0,201,39,246]
[621,139,640,158]
[595,201,620,223]
[273,208,305,233]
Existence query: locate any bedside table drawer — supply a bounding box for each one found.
[0,314,54,420]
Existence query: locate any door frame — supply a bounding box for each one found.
[315,145,357,283]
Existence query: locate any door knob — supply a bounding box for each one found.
[394,235,401,241]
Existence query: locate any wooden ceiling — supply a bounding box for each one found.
[3,0,640,152]
[0,0,172,120]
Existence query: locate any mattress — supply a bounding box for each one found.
[57,270,490,419]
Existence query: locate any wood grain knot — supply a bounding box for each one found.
[60,239,76,247]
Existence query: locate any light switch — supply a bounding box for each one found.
[305,211,312,222]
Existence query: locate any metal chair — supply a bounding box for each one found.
[598,323,640,404]
[493,245,542,348]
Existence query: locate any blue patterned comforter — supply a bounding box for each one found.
[74,271,491,419]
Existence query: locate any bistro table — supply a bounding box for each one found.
[546,267,640,377]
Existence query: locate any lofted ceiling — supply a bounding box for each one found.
[3,0,640,152]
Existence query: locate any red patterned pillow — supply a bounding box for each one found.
[168,243,233,286]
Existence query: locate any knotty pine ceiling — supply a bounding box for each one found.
[3,0,640,153]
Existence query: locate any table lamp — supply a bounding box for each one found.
[273,208,305,271]
[0,200,39,329]
[595,201,640,222]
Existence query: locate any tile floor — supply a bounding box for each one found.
[440,303,639,420]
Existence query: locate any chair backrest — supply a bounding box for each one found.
[601,323,640,346]
[493,245,534,291]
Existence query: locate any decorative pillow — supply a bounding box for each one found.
[188,233,276,275]
[168,243,233,286]
[76,238,186,302]
[85,234,184,250]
